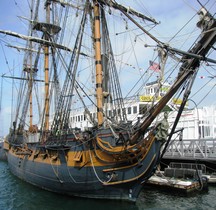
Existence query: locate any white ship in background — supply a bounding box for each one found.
[70,81,216,141]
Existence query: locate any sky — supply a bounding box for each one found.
[0,0,216,136]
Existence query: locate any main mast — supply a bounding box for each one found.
[29,47,33,130]
[28,0,34,132]
[94,2,103,127]
[44,0,51,131]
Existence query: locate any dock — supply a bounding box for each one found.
[204,174,216,184]
[146,162,213,193]
[147,174,206,193]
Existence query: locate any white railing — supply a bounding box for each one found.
[164,138,216,160]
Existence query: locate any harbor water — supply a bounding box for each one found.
[0,161,215,210]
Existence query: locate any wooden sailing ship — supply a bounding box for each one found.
[1,0,216,202]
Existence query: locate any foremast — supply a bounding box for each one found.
[92,0,160,128]
[44,1,51,131]
[94,2,104,127]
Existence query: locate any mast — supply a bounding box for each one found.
[94,2,103,127]
[29,51,33,129]
[44,0,51,131]
[29,0,34,131]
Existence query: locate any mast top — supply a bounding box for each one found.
[33,22,61,35]
[97,0,159,24]
[197,7,214,31]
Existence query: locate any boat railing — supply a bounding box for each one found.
[169,162,206,174]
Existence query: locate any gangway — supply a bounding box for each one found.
[163,139,216,161]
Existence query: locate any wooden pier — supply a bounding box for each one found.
[146,163,211,193]
[147,175,206,193]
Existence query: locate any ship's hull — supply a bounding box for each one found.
[6,139,161,202]
[0,141,7,161]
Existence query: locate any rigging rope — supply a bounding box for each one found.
[196,83,216,106]
[88,149,114,184]
[50,2,89,132]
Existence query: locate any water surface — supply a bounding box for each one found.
[0,161,215,210]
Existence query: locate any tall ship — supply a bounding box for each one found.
[1,0,216,202]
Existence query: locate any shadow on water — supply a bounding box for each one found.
[1,161,216,210]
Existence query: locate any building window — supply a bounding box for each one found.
[133,106,137,114]
[108,110,111,116]
[113,110,116,116]
[139,104,147,114]
[128,107,131,115]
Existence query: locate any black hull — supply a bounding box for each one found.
[7,140,161,202]
[0,142,7,161]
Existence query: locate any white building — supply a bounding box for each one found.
[69,81,216,140]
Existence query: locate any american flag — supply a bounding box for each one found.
[149,60,161,72]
